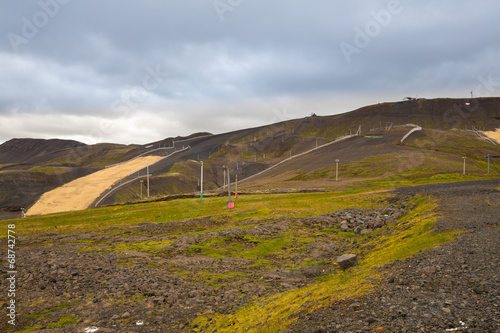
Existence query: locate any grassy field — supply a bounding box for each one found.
[1,190,390,236]
[1,185,467,332]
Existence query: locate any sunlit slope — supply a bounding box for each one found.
[27,156,163,216]
[482,130,500,144]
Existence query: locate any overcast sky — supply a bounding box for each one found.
[1,1,499,145]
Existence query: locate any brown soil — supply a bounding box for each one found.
[27,156,163,216]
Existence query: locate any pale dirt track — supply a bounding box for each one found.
[482,130,500,144]
[27,156,163,216]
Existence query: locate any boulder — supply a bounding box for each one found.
[337,254,358,270]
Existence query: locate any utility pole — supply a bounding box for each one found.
[462,156,466,175]
[140,180,143,199]
[487,154,490,175]
[200,161,204,202]
[235,175,238,199]
[147,164,150,198]
[335,159,339,181]
[223,165,234,208]
[223,168,226,188]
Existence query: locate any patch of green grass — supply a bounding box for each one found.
[197,271,246,286]
[243,151,256,159]
[299,128,320,137]
[361,196,459,267]
[239,236,292,260]
[80,239,173,254]
[146,262,162,268]
[2,191,390,236]
[46,315,79,329]
[300,259,330,267]
[29,167,69,173]
[363,173,496,189]
[342,153,401,178]
[190,196,460,332]
[188,241,246,259]
[288,169,331,181]
[118,262,134,267]
[210,148,227,159]
[26,302,70,320]
[249,259,273,268]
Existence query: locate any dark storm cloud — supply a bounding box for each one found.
[1,0,499,144]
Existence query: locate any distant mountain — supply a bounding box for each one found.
[0,138,86,164]
[1,97,499,219]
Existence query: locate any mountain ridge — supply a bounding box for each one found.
[1,97,499,218]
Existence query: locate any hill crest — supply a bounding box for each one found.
[0,138,86,164]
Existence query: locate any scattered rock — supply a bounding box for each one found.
[337,254,358,270]
[360,228,373,235]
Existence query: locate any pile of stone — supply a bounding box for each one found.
[329,205,409,234]
[297,201,413,235]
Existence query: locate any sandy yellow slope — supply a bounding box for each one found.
[27,156,163,216]
[482,130,500,144]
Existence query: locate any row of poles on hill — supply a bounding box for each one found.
[200,159,341,209]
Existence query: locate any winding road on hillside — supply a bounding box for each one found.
[27,156,164,216]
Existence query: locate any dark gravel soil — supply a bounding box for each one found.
[289,179,500,333]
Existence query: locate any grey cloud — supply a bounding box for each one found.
[1,0,500,144]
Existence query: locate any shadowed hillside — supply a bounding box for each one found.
[95,97,500,206]
[0,138,85,164]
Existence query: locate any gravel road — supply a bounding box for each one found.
[289,179,500,332]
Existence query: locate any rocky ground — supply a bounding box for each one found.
[289,179,500,332]
[1,179,498,333]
